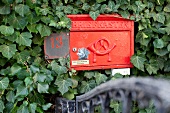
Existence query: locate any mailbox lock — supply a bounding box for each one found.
[72,48,77,52]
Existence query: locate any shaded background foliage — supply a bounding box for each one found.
[0,0,170,112]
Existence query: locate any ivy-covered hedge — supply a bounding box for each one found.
[0,0,170,112]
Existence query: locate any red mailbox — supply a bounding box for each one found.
[44,14,134,70]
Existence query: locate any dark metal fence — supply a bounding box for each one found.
[56,77,170,113]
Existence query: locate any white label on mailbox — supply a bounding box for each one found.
[72,60,89,65]
[112,68,130,76]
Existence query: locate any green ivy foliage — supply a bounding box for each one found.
[0,0,170,112]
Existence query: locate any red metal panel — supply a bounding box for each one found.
[68,14,134,70]
[67,14,133,31]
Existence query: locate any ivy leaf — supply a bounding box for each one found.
[91,3,101,11]
[55,11,64,18]
[119,10,130,18]
[26,0,37,8]
[10,63,22,76]
[156,6,163,12]
[105,70,111,75]
[153,13,165,24]
[80,80,96,93]
[96,0,106,3]
[54,78,72,95]
[0,58,7,66]
[0,25,14,36]
[64,5,73,14]
[31,46,42,56]
[157,57,164,70]
[0,44,17,59]
[13,80,23,89]
[2,0,13,4]
[0,39,5,44]
[116,0,128,5]
[33,57,42,66]
[89,10,100,20]
[108,1,120,12]
[164,4,170,12]
[41,16,51,24]
[16,84,29,98]
[56,6,64,11]
[154,48,168,56]
[153,39,164,48]
[17,103,29,113]
[70,78,78,88]
[64,0,68,4]
[27,24,38,33]
[33,73,46,83]
[53,65,67,75]
[37,83,49,93]
[24,77,33,86]
[58,17,70,28]
[36,24,51,37]
[95,72,108,85]
[136,31,150,46]
[84,71,95,79]
[42,103,52,110]
[15,0,22,3]
[15,4,30,17]
[165,23,170,35]
[8,13,28,30]
[0,67,10,76]
[38,7,51,16]
[4,32,17,42]
[16,69,30,80]
[49,20,57,27]
[110,101,122,113]
[167,44,170,51]
[29,92,45,105]
[14,50,30,64]
[63,91,75,100]
[5,102,14,113]
[113,73,124,79]
[0,77,9,90]
[6,91,15,103]
[135,1,146,12]
[131,55,146,71]
[108,1,115,11]
[16,32,32,46]
[0,100,5,113]
[100,4,107,13]
[145,59,159,75]
[30,65,39,73]
[0,5,10,14]
[82,3,90,10]
[51,61,67,75]
[164,60,170,72]
[33,35,44,45]
[27,13,40,24]
[29,103,37,113]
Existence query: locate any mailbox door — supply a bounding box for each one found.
[70,31,133,70]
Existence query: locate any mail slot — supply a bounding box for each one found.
[44,14,134,70]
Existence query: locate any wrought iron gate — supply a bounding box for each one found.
[56,77,170,113]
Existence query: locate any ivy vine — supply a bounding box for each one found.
[0,0,170,112]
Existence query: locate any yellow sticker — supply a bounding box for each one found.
[72,60,89,65]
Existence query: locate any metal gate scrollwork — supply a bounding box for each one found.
[56,77,170,113]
